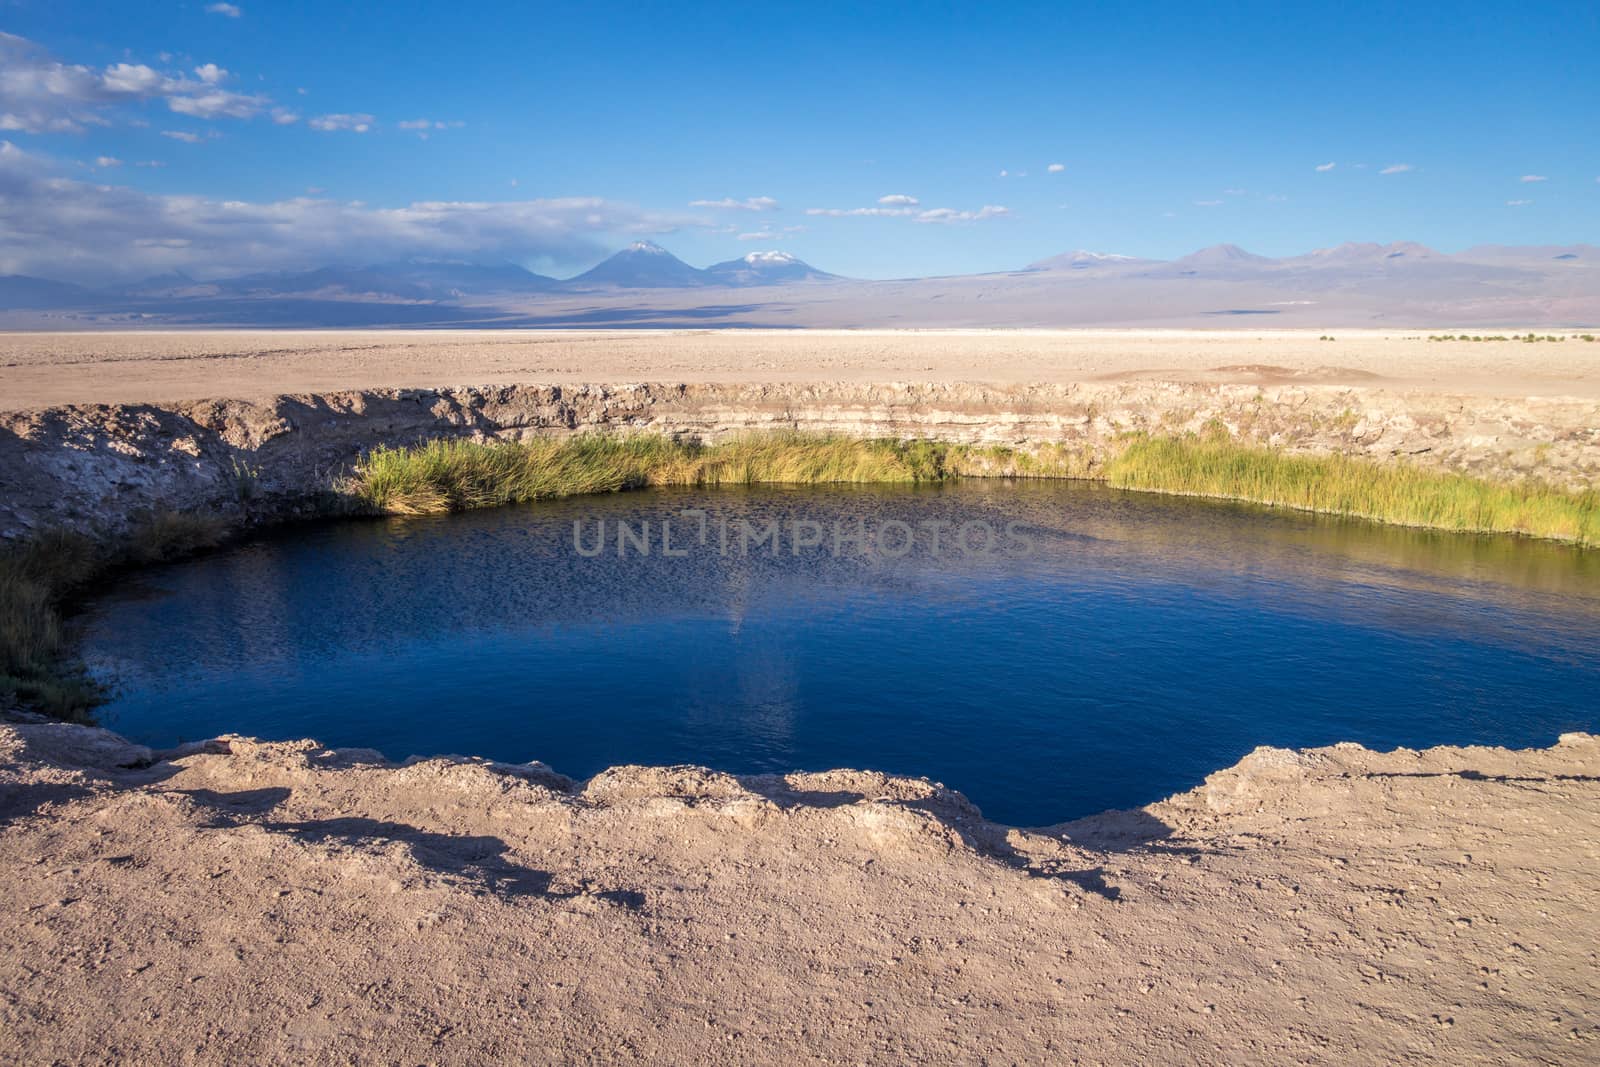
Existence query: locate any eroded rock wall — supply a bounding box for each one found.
[2,381,1597,538]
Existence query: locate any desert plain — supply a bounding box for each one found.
[3,326,1600,408]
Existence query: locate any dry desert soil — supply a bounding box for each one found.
[1,721,1596,1064]
[4,327,1600,407]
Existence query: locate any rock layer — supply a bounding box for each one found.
[3,381,1598,538]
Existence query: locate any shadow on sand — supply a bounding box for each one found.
[173,785,646,909]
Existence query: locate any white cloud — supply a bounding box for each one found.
[805,206,916,217]
[915,205,1010,224]
[100,64,166,95]
[736,224,807,241]
[167,89,269,119]
[160,130,205,143]
[877,193,919,206]
[308,113,374,133]
[1315,162,1336,172]
[998,169,1008,177]
[397,118,463,134]
[0,139,695,283]
[93,156,121,168]
[205,3,242,16]
[135,160,165,168]
[1506,199,1533,207]
[1047,163,1065,173]
[270,108,299,125]
[1222,188,1247,196]
[687,196,779,211]
[0,32,268,131]
[0,114,83,134]
[1519,174,1547,183]
[1193,199,1223,207]
[1379,163,1413,175]
[807,201,1007,223]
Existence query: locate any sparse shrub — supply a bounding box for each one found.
[231,457,262,504]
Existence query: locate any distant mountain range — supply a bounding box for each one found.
[1,241,1595,329]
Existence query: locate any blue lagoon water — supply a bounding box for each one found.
[78,483,1600,825]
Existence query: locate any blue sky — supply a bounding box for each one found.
[1,1,1596,281]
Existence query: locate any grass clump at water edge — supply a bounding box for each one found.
[347,433,975,515]
[0,513,228,720]
[347,430,1599,546]
[1105,433,1600,546]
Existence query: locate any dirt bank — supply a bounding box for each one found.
[4,379,1597,540]
[0,719,1595,1063]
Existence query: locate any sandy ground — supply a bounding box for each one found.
[0,720,1595,1064]
[3,328,1599,409]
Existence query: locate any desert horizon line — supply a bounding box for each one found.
[5,236,1597,292]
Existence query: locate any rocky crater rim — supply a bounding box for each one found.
[6,713,1596,837]
[4,378,1598,540]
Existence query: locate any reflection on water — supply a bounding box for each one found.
[79,482,1600,825]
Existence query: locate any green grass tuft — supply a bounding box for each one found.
[346,431,1600,547]
[347,433,971,515]
[1105,434,1600,545]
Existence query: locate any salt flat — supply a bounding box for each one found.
[3,327,1599,409]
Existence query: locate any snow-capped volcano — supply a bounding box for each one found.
[1027,250,1151,271]
[565,241,711,288]
[705,250,839,286]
